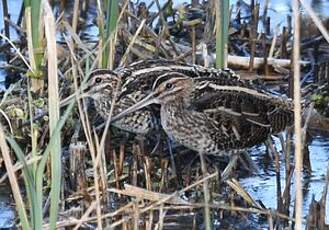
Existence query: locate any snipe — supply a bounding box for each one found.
[111,72,294,229]
[84,59,243,135]
[111,72,294,154]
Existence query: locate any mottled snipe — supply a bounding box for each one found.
[84,59,243,135]
[111,72,294,154]
[110,71,294,229]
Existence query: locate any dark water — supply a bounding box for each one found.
[0,0,22,91]
[242,135,329,224]
[0,186,15,229]
[0,0,328,228]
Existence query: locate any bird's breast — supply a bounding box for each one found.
[160,105,220,155]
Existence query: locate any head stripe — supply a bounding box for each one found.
[152,72,189,90]
[88,69,118,82]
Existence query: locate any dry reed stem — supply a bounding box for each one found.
[148,204,294,221]
[72,201,97,230]
[133,200,140,230]
[226,178,263,209]
[268,214,274,230]
[154,204,166,230]
[0,33,32,71]
[93,129,108,199]
[199,152,211,230]
[292,0,303,229]
[228,55,310,69]
[119,19,146,66]
[268,26,279,58]
[175,42,310,68]
[248,3,259,71]
[72,0,80,34]
[0,124,30,228]
[108,184,189,205]
[220,154,238,180]
[43,0,62,227]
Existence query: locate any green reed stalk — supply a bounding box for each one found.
[101,0,118,68]
[24,0,43,77]
[216,0,229,68]
[7,100,76,229]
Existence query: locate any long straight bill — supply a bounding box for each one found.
[111,93,157,122]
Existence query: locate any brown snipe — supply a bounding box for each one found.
[110,71,294,229]
[84,59,243,135]
[111,72,294,154]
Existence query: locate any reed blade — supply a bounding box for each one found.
[216,0,229,68]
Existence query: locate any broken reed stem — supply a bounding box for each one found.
[292,0,303,229]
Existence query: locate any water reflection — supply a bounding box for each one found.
[0,0,23,40]
[0,0,23,90]
[241,136,329,223]
[0,186,15,229]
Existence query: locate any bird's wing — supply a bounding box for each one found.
[192,89,272,128]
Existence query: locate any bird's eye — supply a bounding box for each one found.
[165,83,173,89]
[95,77,102,83]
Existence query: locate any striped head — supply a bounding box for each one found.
[150,72,194,106]
[81,69,123,120]
[84,69,121,102]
